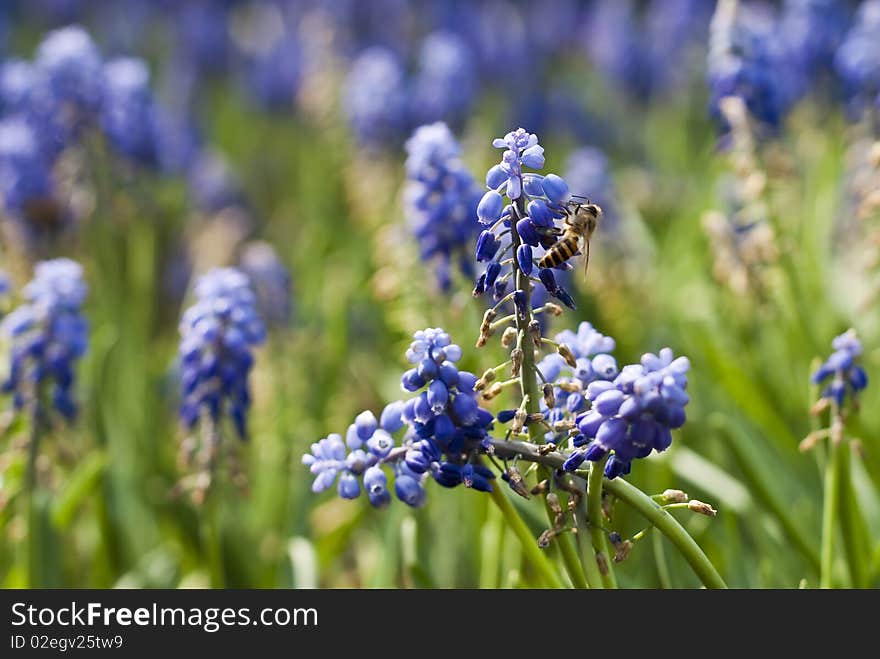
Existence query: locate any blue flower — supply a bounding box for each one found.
[186,149,246,214]
[100,57,159,167]
[835,0,880,118]
[303,328,495,509]
[1,258,88,421]
[473,127,585,311]
[344,46,408,147]
[242,33,301,111]
[707,2,787,138]
[178,268,266,440]
[811,329,868,407]
[410,31,476,127]
[567,348,690,479]
[0,117,58,225]
[33,25,105,119]
[238,241,293,329]
[404,122,481,290]
[0,59,36,115]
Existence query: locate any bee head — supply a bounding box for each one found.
[568,200,601,235]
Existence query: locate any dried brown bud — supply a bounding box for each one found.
[510,348,523,377]
[613,539,633,563]
[531,479,548,495]
[501,326,518,348]
[528,320,542,348]
[552,419,575,433]
[526,413,545,424]
[556,380,583,393]
[661,489,689,504]
[474,368,496,391]
[537,529,555,548]
[558,344,577,368]
[538,443,557,456]
[511,408,527,434]
[542,383,556,408]
[688,500,717,517]
[482,382,504,401]
[505,467,530,499]
[544,302,563,316]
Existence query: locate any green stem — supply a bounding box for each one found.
[652,530,673,589]
[487,438,726,588]
[820,437,840,588]
[489,487,564,588]
[575,501,604,589]
[603,477,726,589]
[587,457,618,588]
[25,401,42,588]
[837,442,867,588]
[508,191,587,590]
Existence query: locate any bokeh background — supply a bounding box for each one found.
[0,0,879,589]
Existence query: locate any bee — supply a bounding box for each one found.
[538,196,601,278]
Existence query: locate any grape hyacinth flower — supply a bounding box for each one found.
[811,329,868,409]
[344,46,408,147]
[303,328,496,508]
[33,25,105,123]
[410,31,476,127]
[707,0,787,140]
[835,0,880,120]
[534,322,618,442]
[403,122,481,291]
[567,348,690,479]
[178,268,266,441]
[1,258,88,422]
[0,117,58,225]
[473,127,585,319]
[100,57,159,167]
[238,241,293,329]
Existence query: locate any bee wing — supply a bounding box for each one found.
[582,237,591,282]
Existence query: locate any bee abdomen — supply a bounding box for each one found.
[539,236,578,268]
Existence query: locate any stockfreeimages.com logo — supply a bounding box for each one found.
[11,602,318,633]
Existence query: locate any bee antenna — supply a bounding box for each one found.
[570,194,591,201]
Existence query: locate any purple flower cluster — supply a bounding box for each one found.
[707,1,787,137]
[403,122,480,291]
[0,25,165,249]
[835,0,880,118]
[303,328,495,508]
[344,31,477,147]
[473,127,578,309]
[566,348,690,479]
[1,258,88,421]
[534,322,618,441]
[238,241,293,330]
[178,268,266,440]
[811,329,868,407]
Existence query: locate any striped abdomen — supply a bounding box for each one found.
[539,233,579,268]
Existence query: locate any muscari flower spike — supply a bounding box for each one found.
[238,241,293,330]
[534,322,618,443]
[100,57,160,168]
[473,127,582,310]
[811,329,868,408]
[566,347,690,479]
[1,258,88,421]
[404,122,481,291]
[707,0,787,139]
[178,267,266,440]
[303,328,496,508]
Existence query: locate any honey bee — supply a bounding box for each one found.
[538,196,601,278]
